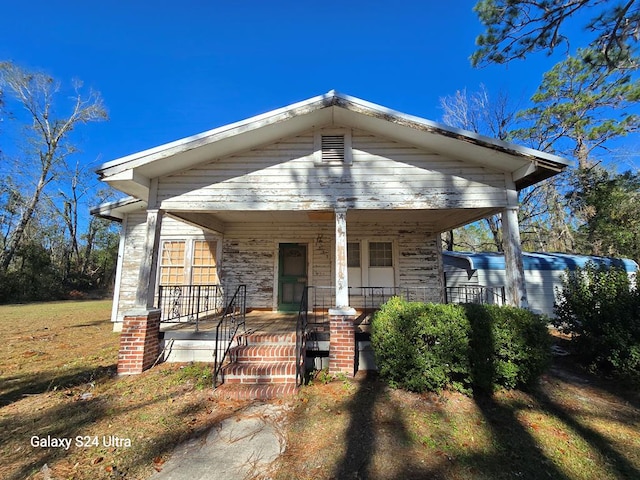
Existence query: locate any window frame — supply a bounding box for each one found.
[158,238,219,287]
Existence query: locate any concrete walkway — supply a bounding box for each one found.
[150,403,291,480]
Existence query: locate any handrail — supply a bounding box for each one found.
[213,285,247,388]
[295,287,309,385]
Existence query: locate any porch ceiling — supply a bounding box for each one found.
[168,207,500,235]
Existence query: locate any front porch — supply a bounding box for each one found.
[156,282,506,368]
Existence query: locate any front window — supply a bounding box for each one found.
[369,242,393,267]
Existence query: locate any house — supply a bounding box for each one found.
[93,91,570,387]
[443,251,639,317]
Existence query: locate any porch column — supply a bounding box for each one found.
[135,208,164,308]
[502,205,528,308]
[119,208,164,375]
[332,207,355,314]
[329,207,356,376]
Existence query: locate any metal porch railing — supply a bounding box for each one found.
[295,287,309,386]
[297,285,505,334]
[213,284,247,388]
[444,285,506,305]
[157,284,224,331]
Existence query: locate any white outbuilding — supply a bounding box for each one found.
[443,251,639,317]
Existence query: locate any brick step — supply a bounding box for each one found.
[212,383,298,401]
[221,361,297,384]
[230,344,297,363]
[238,332,296,345]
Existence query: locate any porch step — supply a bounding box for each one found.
[216,330,299,400]
[222,362,297,383]
[213,383,298,401]
[230,344,296,363]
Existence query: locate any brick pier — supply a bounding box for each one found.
[117,309,161,375]
[328,312,356,376]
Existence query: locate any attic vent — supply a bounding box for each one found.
[321,135,345,162]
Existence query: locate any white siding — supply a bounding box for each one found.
[219,220,441,309]
[156,129,508,212]
[114,214,220,323]
[115,214,444,320]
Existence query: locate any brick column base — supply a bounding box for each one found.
[117,309,161,375]
[329,312,356,376]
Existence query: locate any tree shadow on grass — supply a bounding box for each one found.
[466,305,571,480]
[0,364,116,407]
[0,374,243,480]
[333,371,384,479]
[535,364,640,479]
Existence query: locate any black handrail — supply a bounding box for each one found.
[213,285,247,388]
[295,287,309,385]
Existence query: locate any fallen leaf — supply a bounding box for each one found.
[92,456,104,465]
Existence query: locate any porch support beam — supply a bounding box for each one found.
[135,208,164,308]
[502,188,528,308]
[331,207,355,315]
[329,206,356,377]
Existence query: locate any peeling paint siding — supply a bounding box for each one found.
[116,215,443,314]
[219,221,334,309]
[117,212,147,320]
[217,220,441,309]
[115,214,218,322]
[156,130,509,211]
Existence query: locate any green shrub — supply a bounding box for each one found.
[370,297,551,394]
[464,304,552,391]
[554,262,640,383]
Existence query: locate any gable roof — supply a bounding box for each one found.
[96,90,570,201]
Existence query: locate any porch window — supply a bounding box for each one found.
[159,239,218,286]
[160,241,186,285]
[369,242,393,267]
[347,242,361,267]
[192,240,218,284]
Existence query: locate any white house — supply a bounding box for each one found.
[93,91,570,382]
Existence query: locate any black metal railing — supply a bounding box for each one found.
[213,284,247,388]
[445,285,506,305]
[350,286,436,311]
[299,286,439,331]
[157,284,223,330]
[304,286,335,332]
[295,287,309,386]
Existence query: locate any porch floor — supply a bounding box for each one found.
[159,310,374,335]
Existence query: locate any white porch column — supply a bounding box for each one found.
[331,207,355,315]
[502,205,528,308]
[135,208,164,308]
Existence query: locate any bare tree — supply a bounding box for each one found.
[440,85,519,251]
[0,62,107,271]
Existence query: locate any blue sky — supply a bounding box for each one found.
[1,1,635,171]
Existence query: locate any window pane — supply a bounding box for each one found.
[192,240,218,284]
[347,242,360,268]
[369,242,392,267]
[160,241,185,285]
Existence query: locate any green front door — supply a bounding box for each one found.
[278,243,307,311]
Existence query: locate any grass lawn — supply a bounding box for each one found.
[1,300,639,479]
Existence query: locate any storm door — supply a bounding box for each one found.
[278,243,307,311]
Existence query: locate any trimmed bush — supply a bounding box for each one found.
[464,304,552,391]
[554,262,640,384]
[370,297,551,394]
